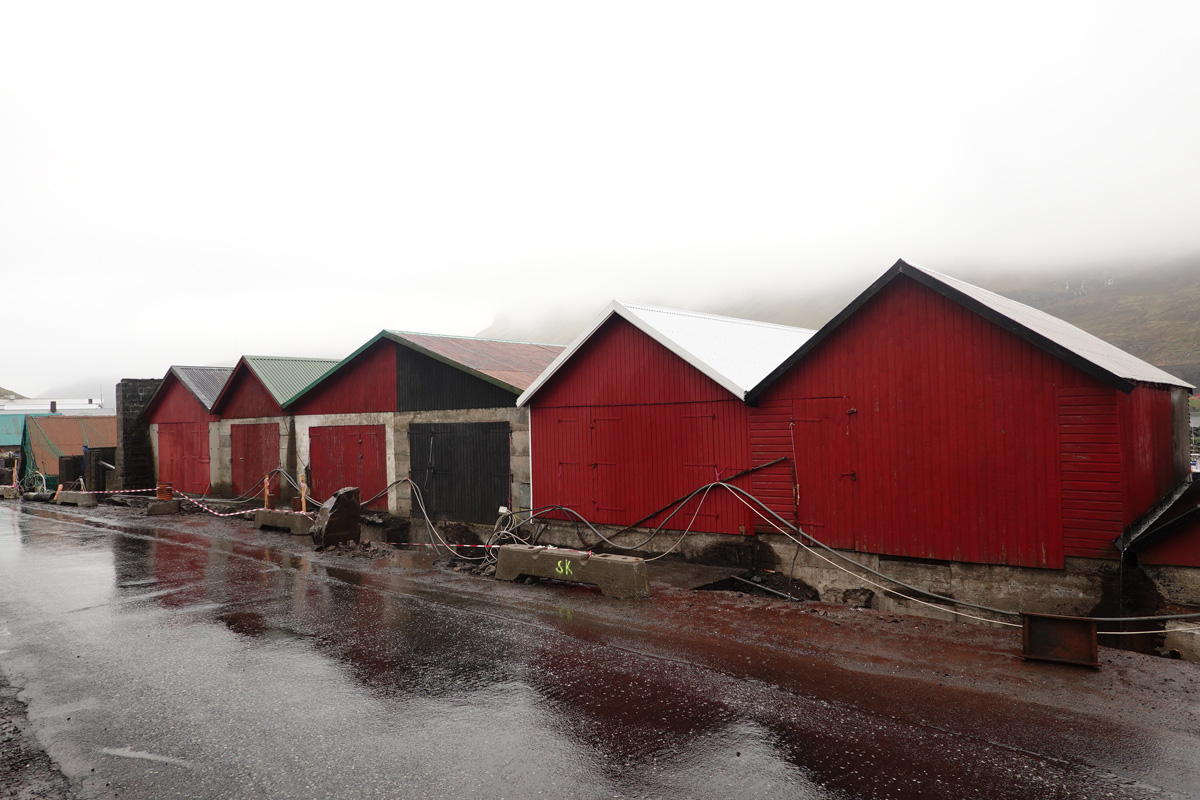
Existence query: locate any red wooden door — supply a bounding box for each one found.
[791,397,856,550]
[231,423,281,497]
[309,424,388,510]
[157,422,210,495]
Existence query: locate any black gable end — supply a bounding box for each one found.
[396,346,517,411]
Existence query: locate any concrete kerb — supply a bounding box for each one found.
[54,491,99,508]
[253,509,312,536]
[494,544,651,599]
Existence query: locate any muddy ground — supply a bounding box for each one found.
[1,679,75,800]
[3,498,1199,798]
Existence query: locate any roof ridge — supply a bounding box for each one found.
[618,301,817,333]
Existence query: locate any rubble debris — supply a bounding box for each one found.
[310,487,361,548]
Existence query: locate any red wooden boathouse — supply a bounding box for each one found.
[746,260,1192,569]
[517,301,816,535]
[285,331,562,517]
[521,264,1192,574]
[142,366,234,495]
[208,355,339,498]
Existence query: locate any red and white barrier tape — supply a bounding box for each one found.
[53,487,159,495]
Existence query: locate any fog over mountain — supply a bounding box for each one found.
[479,253,1200,387]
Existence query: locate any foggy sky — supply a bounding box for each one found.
[2,2,1199,399]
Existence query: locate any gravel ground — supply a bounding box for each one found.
[1,681,76,800]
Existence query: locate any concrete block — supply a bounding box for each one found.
[495,544,651,599]
[0,487,18,500]
[147,500,182,516]
[253,509,312,536]
[55,491,99,507]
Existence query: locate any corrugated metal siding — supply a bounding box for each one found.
[409,422,510,523]
[289,341,398,416]
[397,347,519,412]
[392,333,562,392]
[532,318,741,408]
[231,423,281,496]
[220,369,282,420]
[23,416,118,477]
[754,276,1080,569]
[172,367,233,411]
[245,356,339,405]
[1058,387,1123,559]
[309,424,388,510]
[531,400,752,535]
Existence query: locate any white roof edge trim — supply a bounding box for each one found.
[613,304,750,400]
[517,300,816,406]
[516,301,624,407]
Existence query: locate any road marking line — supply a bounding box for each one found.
[102,747,194,769]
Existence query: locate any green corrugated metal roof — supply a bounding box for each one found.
[0,413,47,447]
[243,356,341,406]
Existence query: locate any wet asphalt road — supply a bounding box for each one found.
[0,504,1196,799]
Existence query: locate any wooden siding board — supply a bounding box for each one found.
[409,422,510,524]
[753,277,1069,569]
[289,340,398,415]
[220,370,283,420]
[231,422,281,496]
[397,349,518,412]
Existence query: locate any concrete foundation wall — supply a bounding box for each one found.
[516,520,1200,623]
[295,407,530,516]
[294,412,399,510]
[394,406,529,518]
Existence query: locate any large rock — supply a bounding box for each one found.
[310,487,361,548]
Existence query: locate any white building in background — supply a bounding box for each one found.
[0,398,113,416]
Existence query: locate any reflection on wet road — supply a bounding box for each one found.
[0,506,1189,799]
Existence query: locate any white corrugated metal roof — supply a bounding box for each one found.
[517,301,817,405]
[912,263,1190,389]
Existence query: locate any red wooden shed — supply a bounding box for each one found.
[747,260,1193,569]
[142,366,234,495]
[517,302,816,535]
[207,355,338,498]
[284,331,562,517]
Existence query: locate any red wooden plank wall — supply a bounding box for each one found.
[231,423,282,496]
[1058,387,1122,559]
[221,370,282,419]
[290,340,398,415]
[309,424,388,510]
[754,275,1099,569]
[1118,385,1191,529]
[157,421,210,494]
[530,402,753,535]
[147,377,216,425]
[532,318,739,407]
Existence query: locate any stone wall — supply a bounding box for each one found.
[113,378,161,491]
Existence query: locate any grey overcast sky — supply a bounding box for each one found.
[2,2,1199,398]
